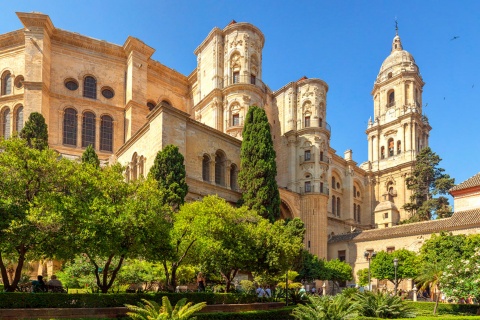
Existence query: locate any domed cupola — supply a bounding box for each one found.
[376,32,420,84]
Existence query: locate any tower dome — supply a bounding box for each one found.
[376,33,420,83]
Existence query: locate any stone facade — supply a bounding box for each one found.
[1,12,479,276]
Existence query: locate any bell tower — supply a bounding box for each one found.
[365,30,431,225]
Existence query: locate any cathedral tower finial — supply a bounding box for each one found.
[395,17,398,35]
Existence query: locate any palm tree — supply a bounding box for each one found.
[355,291,415,319]
[292,294,359,320]
[126,297,206,320]
[415,262,443,315]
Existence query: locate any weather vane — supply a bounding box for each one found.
[395,17,398,35]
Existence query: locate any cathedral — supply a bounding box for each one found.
[1,12,479,286]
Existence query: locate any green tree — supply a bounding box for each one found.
[295,250,328,283]
[356,268,369,287]
[238,105,280,222]
[81,144,100,168]
[370,249,418,290]
[355,291,415,319]
[19,112,49,150]
[149,145,188,210]
[415,262,443,315]
[0,138,72,291]
[403,147,455,222]
[324,259,353,292]
[38,163,172,293]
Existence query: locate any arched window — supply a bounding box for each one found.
[82,112,96,148]
[304,115,310,128]
[388,90,395,107]
[357,205,361,223]
[397,140,402,154]
[215,150,226,186]
[332,195,336,214]
[2,108,11,138]
[83,76,97,99]
[332,177,336,189]
[1,72,12,95]
[131,153,138,181]
[353,204,357,221]
[381,146,385,159]
[63,108,77,146]
[388,138,394,157]
[353,186,357,198]
[202,154,210,182]
[337,197,341,216]
[230,164,238,190]
[15,106,23,132]
[100,115,113,152]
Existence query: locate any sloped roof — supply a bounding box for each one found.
[329,208,480,243]
[450,172,480,192]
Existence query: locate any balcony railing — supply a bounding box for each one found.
[319,154,330,164]
[297,119,331,132]
[221,75,267,93]
[299,153,315,164]
[226,117,244,128]
[299,183,329,195]
[386,101,396,108]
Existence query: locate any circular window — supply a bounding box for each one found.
[102,88,114,99]
[14,75,24,89]
[65,79,79,91]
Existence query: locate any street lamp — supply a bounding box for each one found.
[364,251,377,291]
[393,258,399,295]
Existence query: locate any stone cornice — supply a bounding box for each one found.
[0,93,24,104]
[296,78,329,92]
[16,12,54,36]
[52,29,126,59]
[49,92,125,112]
[123,36,155,59]
[0,30,24,49]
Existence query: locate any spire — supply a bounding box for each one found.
[391,19,403,52]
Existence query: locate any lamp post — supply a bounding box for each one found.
[393,258,399,295]
[364,251,377,291]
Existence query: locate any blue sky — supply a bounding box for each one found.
[1,1,479,191]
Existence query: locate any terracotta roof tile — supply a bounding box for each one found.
[450,172,480,192]
[329,208,480,243]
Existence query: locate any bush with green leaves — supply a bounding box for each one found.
[126,297,206,320]
[354,291,415,319]
[292,294,359,320]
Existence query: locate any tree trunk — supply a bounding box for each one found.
[221,269,238,293]
[0,246,27,292]
[169,263,178,292]
[89,253,125,293]
[161,260,169,292]
[433,284,440,315]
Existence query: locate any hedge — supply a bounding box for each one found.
[194,307,295,320]
[405,301,479,316]
[0,292,257,309]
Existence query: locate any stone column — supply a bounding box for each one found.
[76,113,82,148]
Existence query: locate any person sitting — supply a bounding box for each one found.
[46,274,63,287]
[32,275,47,292]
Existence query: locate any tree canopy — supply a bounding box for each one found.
[19,112,49,150]
[370,249,418,288]
[149,145,188,210]
[238,105,280,222]
[81,144,100,168]
[403,147,455,222]
[0,137,72,291]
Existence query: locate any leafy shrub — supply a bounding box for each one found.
[0,292,256,309]
[355,291,415,318]
[126,297,206,320]
[292,294,359,320]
